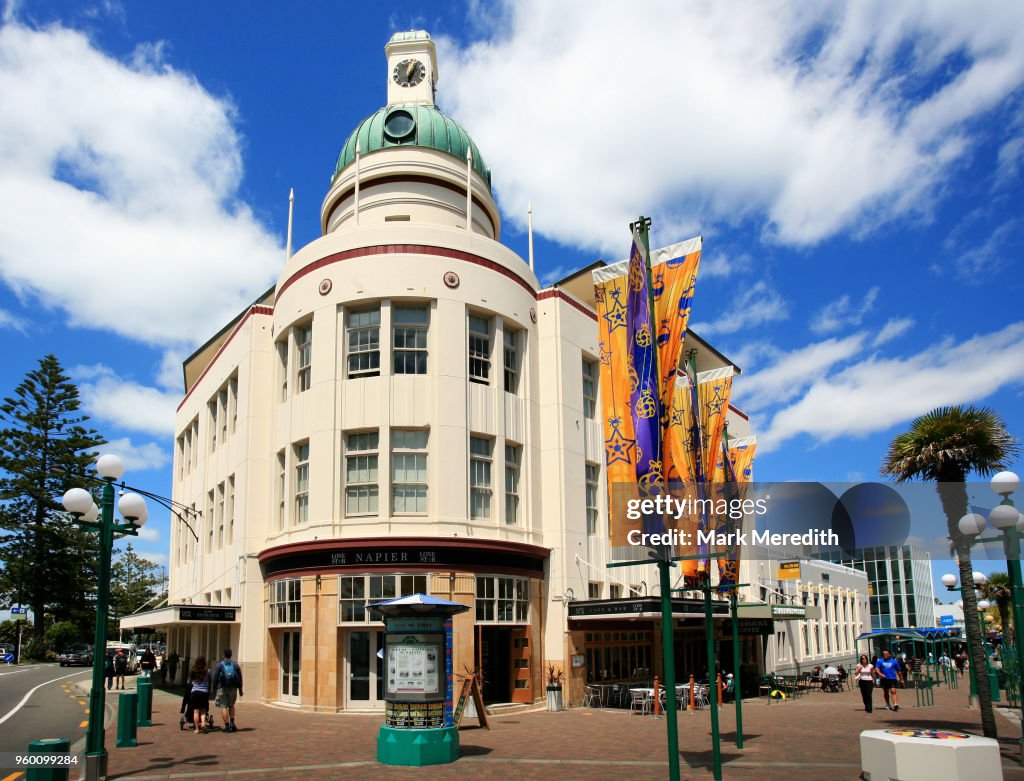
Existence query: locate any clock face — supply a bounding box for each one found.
[393,59,426,88]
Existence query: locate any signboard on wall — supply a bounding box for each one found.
[178,606,237,622]
[778,561,801,580]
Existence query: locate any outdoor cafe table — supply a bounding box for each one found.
[593,683,619,706]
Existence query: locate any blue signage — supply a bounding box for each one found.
[939,615,955,627]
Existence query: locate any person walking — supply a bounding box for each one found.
[140,647,156,678]
[874,649,904,711]
[854,654,875,713]
[104,650,115,690]
[212,649,244,732]
[187,657,212,733]
[113,648,127,690]
[166,650,180,687]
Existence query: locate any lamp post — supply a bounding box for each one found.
[62,454,147,781]
[943,470,1024,759]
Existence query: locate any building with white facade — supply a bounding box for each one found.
[122,31,866,711]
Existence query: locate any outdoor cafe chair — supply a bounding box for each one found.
[629,688,650,716]
[583,685,602,708]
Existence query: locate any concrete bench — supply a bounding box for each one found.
[860,728,1001,781]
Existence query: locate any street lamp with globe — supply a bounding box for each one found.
[61,454,147,781]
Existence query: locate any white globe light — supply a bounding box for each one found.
[134,509,148,528]
[117,492,146,521]
[941,574,958,588]
[991,471,1021,496]
[83,504,99,523]
[990,504,1019,530]
[62,487,93,514]
[957,600,964,609]
[973,571,988,585]
[959,513,986,536]
[96,454,125,480]
[1017,512,1024,534]
[978,599,991,610]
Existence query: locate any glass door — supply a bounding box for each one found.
[281,631,300,704]
[348,630,385,709]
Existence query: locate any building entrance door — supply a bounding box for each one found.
[348,630,385,709]
[280,631,300,704]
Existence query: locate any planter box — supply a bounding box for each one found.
[546,687,563,711]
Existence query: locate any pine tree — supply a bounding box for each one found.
[110,544,166,625]
[0,355,104,640]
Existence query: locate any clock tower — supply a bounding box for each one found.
[385,30,438,107]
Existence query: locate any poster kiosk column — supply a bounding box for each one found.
[369,594,470,767]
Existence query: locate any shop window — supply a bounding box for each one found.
[345,431,379,515]
[393,306,428,374]
[468,315,490,385]
[475,576,529,623]
[339,574,428,622]
[270,578,302,625]
[347,307,381,378]
[469,436,493,519]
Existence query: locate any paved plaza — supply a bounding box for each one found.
[93,680,1024,781]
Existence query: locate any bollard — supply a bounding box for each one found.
[652,675,661,717]
[26,737,70,781]
[137,677,153,727]
[117,692,138,748]
[716,673,723,710]
[688,673,696,713]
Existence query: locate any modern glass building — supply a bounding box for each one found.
[823,544,935,629]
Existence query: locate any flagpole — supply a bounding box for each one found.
[527,200,535,271]
[723,423,744,749]
[286,188,294,261]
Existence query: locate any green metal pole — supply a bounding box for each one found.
[86,479,114,772]
[1000,500,1024,759]
[659,559,681,781]
[705,581,722,780]
[731,590,743,749]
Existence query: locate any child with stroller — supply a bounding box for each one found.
[181,657,213,733]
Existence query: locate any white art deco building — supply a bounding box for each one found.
[120,31,804,711]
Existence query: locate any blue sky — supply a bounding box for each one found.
[0,1,1022,602]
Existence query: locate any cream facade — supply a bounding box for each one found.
[123,31,800,711]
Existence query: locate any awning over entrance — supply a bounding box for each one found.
[119,604,240,632]
[567,596,729,621]
[738,602,822,620]
[855,627,961,642]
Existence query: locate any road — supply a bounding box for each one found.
[0,663,93,775]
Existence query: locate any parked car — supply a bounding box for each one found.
[106,642,140,673]
[59,643,93,667]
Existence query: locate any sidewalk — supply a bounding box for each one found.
[103,683,1024,780]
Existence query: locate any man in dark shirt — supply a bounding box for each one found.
[874,649,904,711]
[211,649,244,732]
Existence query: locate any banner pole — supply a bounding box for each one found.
[705,580,723,780]
[731,589,744,748]
[659,557,681,781]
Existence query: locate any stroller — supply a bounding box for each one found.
[179,682,213,731]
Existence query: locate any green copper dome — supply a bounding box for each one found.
[333,104,491,189]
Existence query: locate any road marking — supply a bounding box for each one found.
[78,700,86,705]
[1,771,24,781]
[0,671,90,726]
[79,720,88,727]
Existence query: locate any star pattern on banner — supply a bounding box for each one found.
[604,417,636,466]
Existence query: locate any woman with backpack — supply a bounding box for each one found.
[212,648,244,732]
[186,657,212,733]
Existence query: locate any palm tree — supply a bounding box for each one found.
[882,405,1019,740]
[982,572,1012,638]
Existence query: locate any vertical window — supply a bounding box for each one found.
[589,582,601,599]
[610,585,622,599]
[585,463,600,536]
[505,443,521,525]
[346,307,381,378]
[226,475,235,545]
[503,328,521,394]
[582,359,597,420]
[345,431,379,515]
[177,434,185,479]
[229,376,238,433]
[206,491,214,553]
[468,315,490,385]
[469,436,493,519]
[294,441,310,524]
[276,450,286,530]
[475,576,529,623]
[216,482,225,548]
[270,578,301,624]
[209,400,218,451]
[393,306,428,374]
[392,430,428,513]
[296,324,312,393]
[277,341,288,401]
[219,388,228,443]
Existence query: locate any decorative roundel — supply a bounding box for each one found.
[443,271,460,289]
[530,308,537,323]
[318,279,333,296]
[885,729,970,740]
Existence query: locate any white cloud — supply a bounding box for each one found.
[700,252,751,280]
[874,317,915,346]
[138,550,167,567]
[690,280,789,336]
[136,525,160,543]
[0,307,27,333]
[0,23,281,349]
[73,364,178,435]
[438,1,1024,254]
[102,436,170,472]
[810,287,879,334]
[759,322,1024,451]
